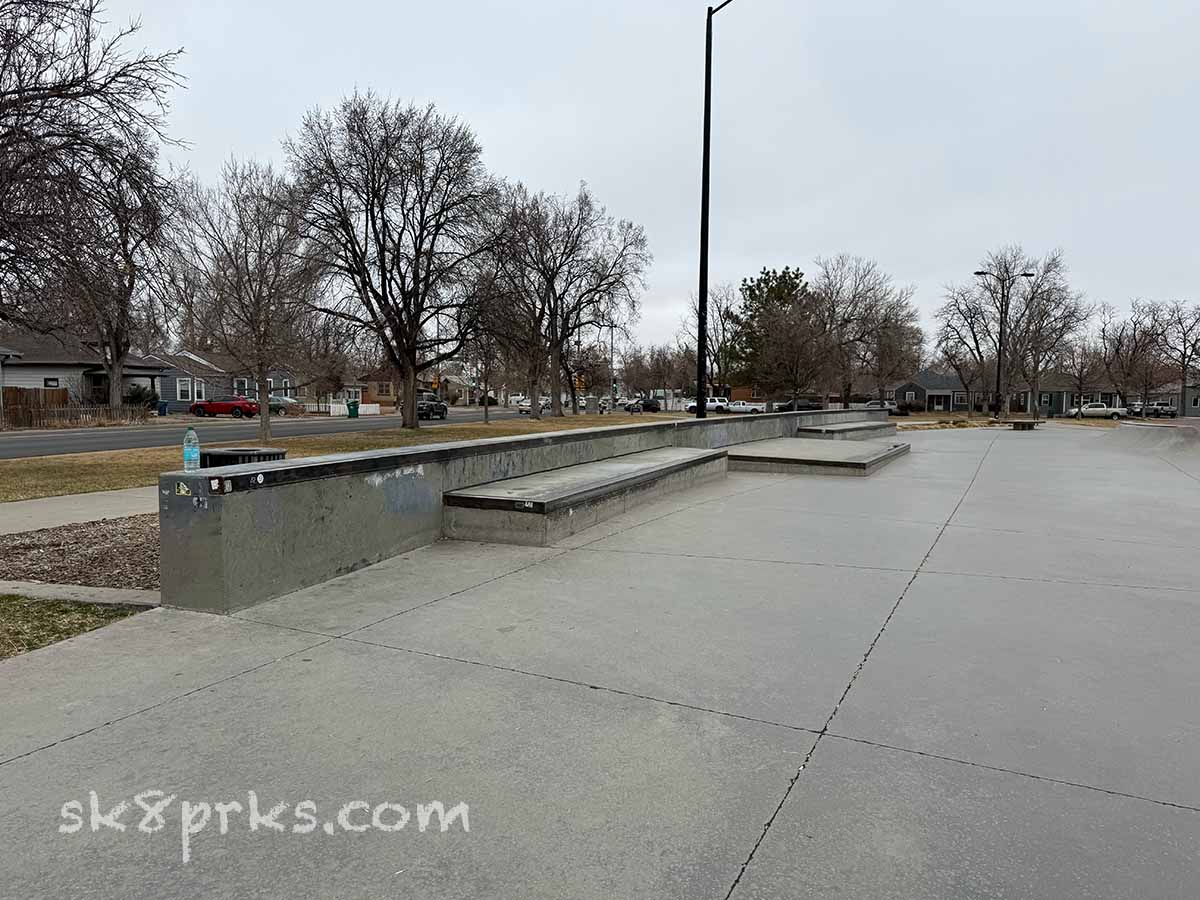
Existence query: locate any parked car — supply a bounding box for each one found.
[727,400,766,414]
[416,392,448,420]
[1143,401,1178,418]
[477,395,499,406]
[775,398,823,412]
[685,397,730,413]
[190,396,259,418]
[864,399,907,416]
[625,397,661,413]
[1066,401,1126,420]
[268,396,303,416]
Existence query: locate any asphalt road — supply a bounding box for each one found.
[0,407,523,459]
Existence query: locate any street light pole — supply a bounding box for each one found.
[696,0,739,420]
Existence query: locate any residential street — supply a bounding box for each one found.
[0,407,522,459]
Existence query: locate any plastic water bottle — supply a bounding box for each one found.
[183,426,200,472]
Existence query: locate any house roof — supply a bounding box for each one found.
[0,329,164,370]
[0,345,22,360]
[146,350,227,377]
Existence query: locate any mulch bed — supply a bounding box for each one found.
[0,514,160,590]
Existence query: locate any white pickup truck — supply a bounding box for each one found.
[1066,401,1127,420]
[727,400,766,414]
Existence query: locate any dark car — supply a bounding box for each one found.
[190,396,259,418]
[477,395,499,406]
[775,398,823,412]
[268,396,303,416]
[417,392,448,420]
[624,398,661,413]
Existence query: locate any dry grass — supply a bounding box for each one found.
[0,594,141,660]
[0,413,681,502]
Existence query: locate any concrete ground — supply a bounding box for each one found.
[1,423,1197,897]
[0,485,158,534]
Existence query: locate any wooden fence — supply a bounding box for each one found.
[0,399,150,429]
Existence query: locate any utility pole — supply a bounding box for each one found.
[695,0,740,419]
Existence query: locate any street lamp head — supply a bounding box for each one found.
[973,270,989,277]
[1020,272,1035,278]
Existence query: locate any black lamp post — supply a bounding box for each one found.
[975,268,1034,416]
[696,0,740,419]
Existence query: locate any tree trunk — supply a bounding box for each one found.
[1031,374,1041,421]
[528,365,541,421]
[401,360,419,429]
[106,356,125,410]
[257,365,273,441]
[549,343,563,416]
[1181,363,1190,418]
[482,374,490,424]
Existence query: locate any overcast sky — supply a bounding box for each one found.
[109,0,1200,345]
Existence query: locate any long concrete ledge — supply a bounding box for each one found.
[158,409,884,613]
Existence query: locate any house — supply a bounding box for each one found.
[891,371,981,413]
[0,330,166,402]
[894,369,1130,415]
[145,349,297,413]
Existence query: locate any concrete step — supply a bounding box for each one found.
[727,437,910,476]
[795,421,897,441]
[443,447,727,546]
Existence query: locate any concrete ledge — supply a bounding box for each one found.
[158,410,879,612]
[795,421,897,441]
[444,451,727,546]
[727,438,910,477]
[0,580,160,607]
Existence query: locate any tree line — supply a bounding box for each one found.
[0,3,650,437]
[935,244,1199,417]
[613,256,923,407]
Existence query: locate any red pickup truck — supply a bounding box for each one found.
[189,396,260,418]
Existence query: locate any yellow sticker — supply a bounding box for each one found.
[175,481,192,497]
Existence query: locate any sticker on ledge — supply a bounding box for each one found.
[175,481,192,497]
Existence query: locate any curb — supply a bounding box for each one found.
[0,580,160,608]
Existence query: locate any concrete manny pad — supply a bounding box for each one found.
[2,420,1199,897]
[726,435,910,475]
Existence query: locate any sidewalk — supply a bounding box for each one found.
[0,485,158,535]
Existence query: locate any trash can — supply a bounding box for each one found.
[347,399,360,419]
[157,401,168,417]
[199,447,287,468]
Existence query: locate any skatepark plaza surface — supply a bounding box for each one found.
[2,422,1198,898]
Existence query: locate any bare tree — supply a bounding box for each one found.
[175,160,321,441]
[496,183,647,418]
[680,282,744,395]
[1012,250,1091,419]
[287,94,501,428]
[44,131,169,407]
[0,1,182,321]
[934,285,992,418]
[1155,300,1200,418]
[1061,334,1103,415]
[859,300,923,401]
[1100,302,1169,413]
[810,255,913,406]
